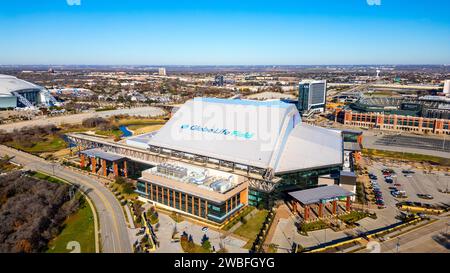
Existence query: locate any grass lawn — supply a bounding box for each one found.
[7,135,67,154]
[47,195,96,253]
[362,148,450,166]
[234,209,269,241]
[222,206,255,231]
[31,171,66,185]
[30,172,96,253]
[95,129,123,138]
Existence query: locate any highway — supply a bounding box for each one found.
[0,145,132,253]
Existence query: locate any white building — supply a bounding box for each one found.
[0,74,58,109]
[158,67,167,76]
[444,79,450,96]
[298,80,327,115]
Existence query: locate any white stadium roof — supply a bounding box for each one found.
[132,98,343,174]
[275,123,343,174]
[0,74,42,96]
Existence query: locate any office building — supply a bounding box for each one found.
[298,80,327,115]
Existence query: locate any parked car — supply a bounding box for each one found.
[417,194,434,200]
[392,190,407,198]
[394,183,401,187]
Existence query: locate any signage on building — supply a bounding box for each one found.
[180,124,254,139]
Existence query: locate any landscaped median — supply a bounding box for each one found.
[300,216,425,253]
[362,148,450,166]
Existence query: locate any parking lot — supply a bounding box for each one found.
[367,161,450,209]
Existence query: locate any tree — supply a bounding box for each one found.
[201,234,211,251]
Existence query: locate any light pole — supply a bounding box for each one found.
[443,134,446,152]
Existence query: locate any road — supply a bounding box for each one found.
[362,130,450,159]
[0,145,132,253]
[359,218,449,253]
[0,106,165,132]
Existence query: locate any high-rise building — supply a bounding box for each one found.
[444,80,450,96]
[214,75,224,86]
[298,80,327,114]
[158,67,166,76]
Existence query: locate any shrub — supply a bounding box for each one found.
[122,182,134,195]
[115,177,125,185]
[201,239,211,251]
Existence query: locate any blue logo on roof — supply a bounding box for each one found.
[180,124,254,139]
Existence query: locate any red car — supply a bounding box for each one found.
[394,183,401,187]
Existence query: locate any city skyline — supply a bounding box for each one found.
[1,0,449,65]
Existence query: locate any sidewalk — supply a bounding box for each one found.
[263,204,292,252]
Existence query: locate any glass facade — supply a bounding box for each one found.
[248,166,341,209]
[136,180,243,224]
[16,90,40,107]
[298,82,326,113]
[298,84,309,113]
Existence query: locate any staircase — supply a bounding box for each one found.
[12,91,34,108]
[42,90,59,106]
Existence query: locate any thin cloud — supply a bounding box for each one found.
[367,0,381,6]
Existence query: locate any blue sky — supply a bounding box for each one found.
[0,0,449,65]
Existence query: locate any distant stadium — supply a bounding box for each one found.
[349,96,450,119]
[0,74,58,109]
[337,95,450,135]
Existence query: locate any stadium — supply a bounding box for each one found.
[67,98,345,224]
[337,96,450,134]
[0,74,58,109]
[348,96,450,119]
